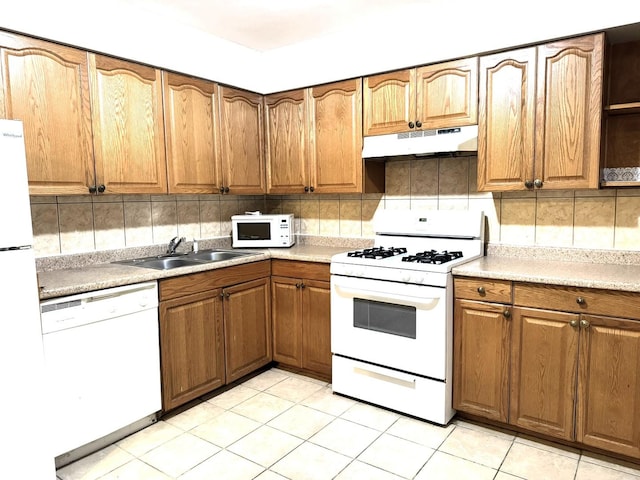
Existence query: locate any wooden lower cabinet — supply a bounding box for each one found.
[159,261,271,411]
[271,260,331,379]
[454,276,640,460]
[160,290,225,411]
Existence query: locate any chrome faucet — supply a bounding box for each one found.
[167,236,185,255]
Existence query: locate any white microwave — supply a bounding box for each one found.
[231,213,296,248]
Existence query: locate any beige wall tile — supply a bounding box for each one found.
[94,202,126,250]
[339,200,362,237]
[319,199,340,236]
[300,199,320,235]
[614,196,640,249]
[439,157,469,197]
[438,198,469,210]
[470,197,501,244]
[177,199,201,240]
[124,201,153,247]
[535,198,574,247]
[362,200,382,238]
[410,199,438,211]
[574,197,615,249]
[281,199,302,234]
[410,158,438,198]
[59,203,94,253]
[152,200,178,244]
[31,203,60,256]
[220,199,239,237]
[385,160,411,198]
[500,198,536,245]
[200,200,221,238]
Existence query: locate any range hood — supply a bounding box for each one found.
[362,125,478,158]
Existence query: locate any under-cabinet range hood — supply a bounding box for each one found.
[362,125,478,158]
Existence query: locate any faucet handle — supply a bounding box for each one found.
[192,238,199,253]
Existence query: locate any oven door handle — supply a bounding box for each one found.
[333,284,440,309]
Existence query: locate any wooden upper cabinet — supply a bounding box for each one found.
[0,33,94,195]
[478,47,537,191]
[363,69,414,136]
[416,57,478,129]
[89,54,167,194]
[363,58,478,136]
[217,86,265,194]
[264,89,308,194]
[308,78,363,193]
[535,34,604,190]
[478,33,604,192]
[163,72,220,194]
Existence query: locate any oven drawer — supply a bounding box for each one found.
[514,283,640,320]
[454,277,512,303]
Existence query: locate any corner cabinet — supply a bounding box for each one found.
[265,79,383,194]
[89,54,167,194]
[159,261,271,411]
[163,72,221,194]
[271,260,332,380]
[217,86,266,194]
[478,33,604,191]
[0,32,95,195]
[363,57,478,136]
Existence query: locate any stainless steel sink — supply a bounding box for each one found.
[114,249,260,270]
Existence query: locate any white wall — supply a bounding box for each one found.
[2,0,640,93]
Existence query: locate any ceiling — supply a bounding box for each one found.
[125,0,434,51]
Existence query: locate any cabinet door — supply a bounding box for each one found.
[453,299,511,422]
[478,48,537,192]
[510,307,579,440]
[301,279,331,378]
[217,86,265,194]
[0,33,94,195]
[160,290,225,411]
[416,57,478,130]
[307,79,363,193]
[163,72,221,194]
[363,69,415,136]
[264,89,308,194]
[577,314,640,458]
[224,277,272,383]
[89,54,167,194]
[535,33,604,189]
[271,276,303,367]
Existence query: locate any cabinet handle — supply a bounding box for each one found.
[408,121,415,129]
[524,180,534,188]
[580,319,590,329]
[503,309,511,318]
[415,120,422,128]
[97,184,106,193]
[570,319,579,328]
[477,286,485,295]
[534,178,543,188]
[576,297,585,305]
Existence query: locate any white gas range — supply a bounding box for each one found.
[330,209,485,425]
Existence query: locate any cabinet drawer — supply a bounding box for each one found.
[514,283,640,320]
[454,277,512,303]
[271,259,330,282]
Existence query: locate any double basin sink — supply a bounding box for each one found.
[115,249,261,271]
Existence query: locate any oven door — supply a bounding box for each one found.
[331,273,450,380]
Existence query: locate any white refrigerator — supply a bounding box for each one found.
[0,119,56,478]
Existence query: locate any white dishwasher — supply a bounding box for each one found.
[40,281,161,466]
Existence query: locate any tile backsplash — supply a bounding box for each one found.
[30,156,640,257]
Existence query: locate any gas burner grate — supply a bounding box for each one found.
[401,250,464,264]
[347,246,407,259]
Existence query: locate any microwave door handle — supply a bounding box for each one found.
[333,284,440,309]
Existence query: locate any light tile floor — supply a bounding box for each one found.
[57,368,640,480]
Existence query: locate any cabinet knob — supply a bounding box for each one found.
[576,296,585,305]
[580,319,590,329]
[225,292,231,298]
[503,309,511,318]
[524,180,534,188]
[300,283,306,289]
[97,184,106,193]
[295,283,301,288]
[408,121,415,129]
[220,292,225,299]
[415,120,422,128]
[309,186,315,193]
[219,186,225,194]
[304,186,309,192]
[534,178,543,188]
[224,187,230,193]
[570,319,579,328]
[477,286,485,295]
[88,185,97,194]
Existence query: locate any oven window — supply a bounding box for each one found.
[237,222,271,240]
[353,298,416,339]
